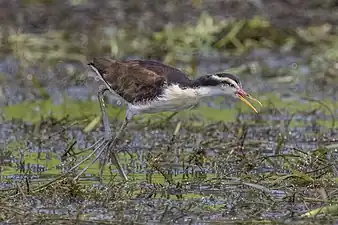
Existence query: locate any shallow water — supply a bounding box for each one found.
[1,0,338,224]
[1,49,338,223]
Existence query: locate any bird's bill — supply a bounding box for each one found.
[236,90,262,113]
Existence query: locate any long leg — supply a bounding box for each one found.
[71,87,110,179]
[71,87,124,155]
[75,118,129,181]
[73,86,111,155]
[104,107,137,180]
[98,86,129,181]
[75,87,129,181]
[98,85,112,140]
[164,111,179,123]
[106,119,129,180]
[99,118,129,179]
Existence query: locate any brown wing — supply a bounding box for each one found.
[89,57,167,104]
[130,60,192,86]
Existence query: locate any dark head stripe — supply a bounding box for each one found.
[215,72,241,86]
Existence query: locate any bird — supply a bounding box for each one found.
[75,57,262,181]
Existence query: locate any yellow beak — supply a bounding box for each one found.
[238,95,262,113]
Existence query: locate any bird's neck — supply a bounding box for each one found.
[189,77,224,97]
[193,86,225,97]
[190,76,205,88]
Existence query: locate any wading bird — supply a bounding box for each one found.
[75,58,262,181]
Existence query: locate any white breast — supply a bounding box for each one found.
[130,84,200,114]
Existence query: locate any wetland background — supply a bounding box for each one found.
[0,0,338,224]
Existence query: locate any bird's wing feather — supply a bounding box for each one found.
[130,60,192,86]
[89,58,170,103]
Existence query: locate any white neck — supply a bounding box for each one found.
[152,84,235,103]
[194,86,232,98]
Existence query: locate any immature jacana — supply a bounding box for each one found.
[79,57,262,181]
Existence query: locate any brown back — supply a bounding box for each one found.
[89,58,192,104]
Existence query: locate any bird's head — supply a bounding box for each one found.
[195,72,262,113]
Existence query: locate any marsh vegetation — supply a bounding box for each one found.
[0,0,337,224]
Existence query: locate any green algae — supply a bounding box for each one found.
[1,138,216,186]
[3,94,336,129]
[3,98,123,124]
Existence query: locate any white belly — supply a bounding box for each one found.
[130,84,200,114]
[131,97,199,114]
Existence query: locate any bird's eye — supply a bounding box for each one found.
[228,83,235,88]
